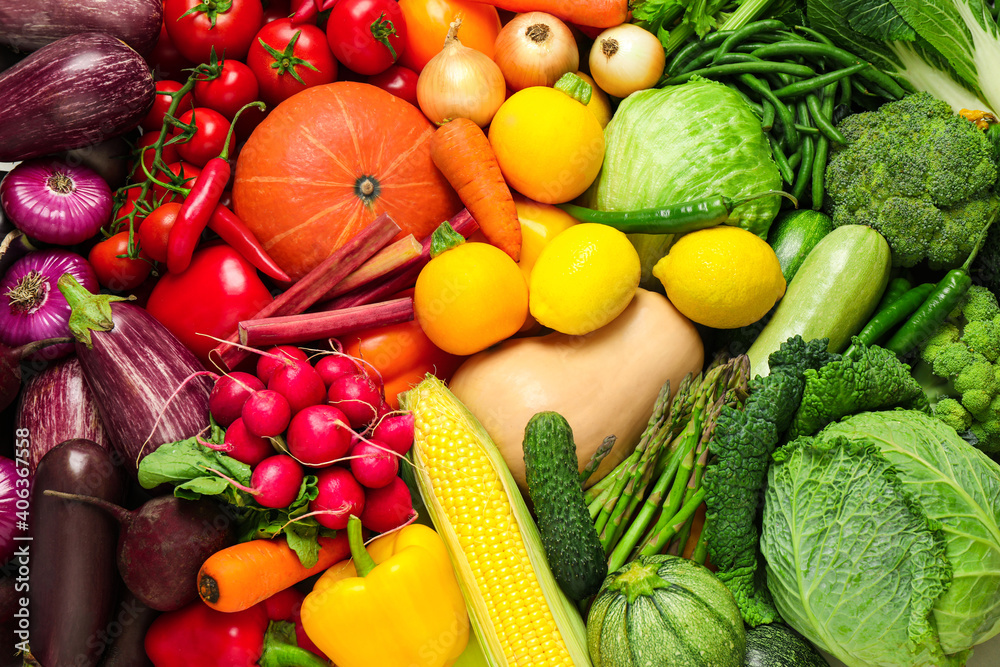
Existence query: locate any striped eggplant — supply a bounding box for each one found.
[16,357,111,475]
[57,274,212,479]
[0,33,154,162]
[0,0,161,54]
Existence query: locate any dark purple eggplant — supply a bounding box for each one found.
[0,33,154,162]
[0,0,162,55]
[0,337,72,412]
[99,591,157,667]
[16,357,111,475]
[57,274,212,478]
[30,439,124,667]
[0,574,14,622]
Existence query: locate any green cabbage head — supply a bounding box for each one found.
[762,410,1000,666]
[588,80,782,283]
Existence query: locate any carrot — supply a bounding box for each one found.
[429,118,522,262]
[197,535,350,612]
[467,0,628,28]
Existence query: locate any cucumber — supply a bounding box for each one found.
[744,624,829,667]
[522,411,607,601]
[747,225,891,377]
[767,210,834,284]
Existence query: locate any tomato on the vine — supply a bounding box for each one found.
[138,203,183,263]
[89,232,153,291]
[194,60,260,119]
[141,80,195,132]
[247,19,338,107]
[131,132,180,181]
[112,188,151,231]
[164,0,264,63]
[327,0,407,76]
[367,65,419,106]
[150,161,201,202]
[173,107,235,167]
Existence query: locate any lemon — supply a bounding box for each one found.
[652,226,785,329]
[529,223,641,335]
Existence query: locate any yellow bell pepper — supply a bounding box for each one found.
[300,516,470,667]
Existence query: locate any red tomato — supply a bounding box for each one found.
[194,60,260,119]
[112,188,152,231]
[150,161,201,202]
[131,132,180,181]
[173,107,234,167]
[247,19,338,107]
[89,232,153,291]
[141,80,195,132]
[145,244,275,363]
[164,0,264,63]
[146,22,195,81]
[138,202,183,263]
[366,65,418,106]
[326,0,407,76]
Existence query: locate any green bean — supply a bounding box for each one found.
[772,62,868,98]
[752,41,907,98]
[726,83,765,117]
[761,99,776,131]
[794,25,835,46]
[768,133,795,184]
[795,123,820,134]
[711,19,787,63]
[740,73,799,149]
[666,30,733,75]
[681,50,759,73]
[806,93,848,144]
[811,135,829,209]
[663,61,816,85]
[791,135,815,203]
[839,74,853,108]
[788,148,802,170]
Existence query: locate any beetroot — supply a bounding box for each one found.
[38,493,234,612]
[268,360,326,415]
[360,476,413,533]
[286,405,352,467]
[311,466,365,530]
[209,372,265,426]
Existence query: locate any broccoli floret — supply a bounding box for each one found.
[961,321,999,362]
[921,323,962,364]
[934,397,973,432]
[931,342,977,377]
[824,92,1000,269]
[953,354,997,395]
[961,285,1000,322]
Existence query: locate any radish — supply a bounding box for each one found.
[314,354,361,387]
[349,439,398,489]
[286,405,352,467]
[241,390,291,438]
[268,360,326,415]
[248,455,304,509]
[256,345,308,385]
[360,476,413,533]
[372,412,414,456]
[219,418,274,466]
[327,373,382,429]
[209,372,265,427]
[311,466,365,530]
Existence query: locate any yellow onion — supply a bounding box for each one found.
[417,18,506,127]
[493,12,579,91]
[589,23,666,99]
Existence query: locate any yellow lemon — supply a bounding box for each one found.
[488,85,604,204]
[529,223,641,335]
[652,226,785,329]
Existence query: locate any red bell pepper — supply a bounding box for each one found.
[145,590,328,667]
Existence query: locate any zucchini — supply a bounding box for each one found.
[744,624,829,667]
[746,225,891,377]
[522,411,607,600]
[767,210,834,284]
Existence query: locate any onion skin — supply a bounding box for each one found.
[0,0,162,54]
[493,12,579,91]
[0,250,98,360]
[0,33,154,162]
[1,159,112,245]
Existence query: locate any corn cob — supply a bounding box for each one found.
[400,375,591,667]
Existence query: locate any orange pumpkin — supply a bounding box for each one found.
[233,82,462,281]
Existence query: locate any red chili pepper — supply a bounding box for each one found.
[291,0,338,25]
[167,102,265,274]
[208,204,291,283]
[144,596,328,667]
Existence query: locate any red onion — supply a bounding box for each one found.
[0,249,97,360]
[0,159,112,245]
[0,456,25,565]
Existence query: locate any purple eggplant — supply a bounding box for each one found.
[0,337,71,412]
[30,439,124,667]
[16,357,111,475]
[99,591,158,667]
[0,0,162,55]
[0,33,154,162]
[57,274,212,478]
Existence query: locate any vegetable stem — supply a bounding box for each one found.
[239,297,414,347]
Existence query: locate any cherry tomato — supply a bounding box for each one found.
[194,60,260,119]
[327,0,407,76]
[150,161,201,202]
[146,22,196,81]
[397,0,500,73]
[138,202,183,263]
[173,107,234,167]
[367,65,419,106]
[112,188,151,231]
[131,132,180,181]
[247,19,338,107]
[141,80,195,132]
[164,0,264,63]
[89,232,153,291]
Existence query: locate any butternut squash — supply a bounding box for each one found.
[448,289,704,490]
